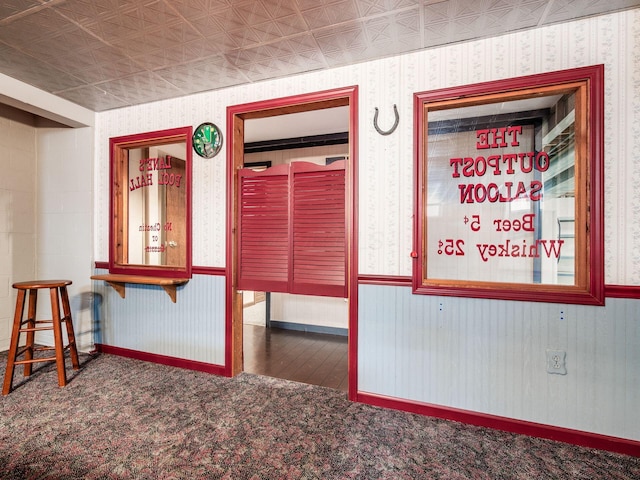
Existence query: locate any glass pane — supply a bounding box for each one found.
[125,142,187,268]
[425,92,577,285]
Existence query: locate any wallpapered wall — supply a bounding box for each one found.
[95,10,640,285]
[92,9,640,441]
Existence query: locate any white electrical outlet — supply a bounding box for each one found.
[546,349,567,375]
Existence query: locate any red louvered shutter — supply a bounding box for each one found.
[237,161,347,298]
[290,161,347,297]
[237,164,290,293]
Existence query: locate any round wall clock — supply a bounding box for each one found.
[192,122,223,158]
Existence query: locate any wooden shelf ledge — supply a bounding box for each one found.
[91,274,189,303]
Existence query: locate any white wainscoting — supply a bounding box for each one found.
[358,283,640,441]
[92,270,226,365]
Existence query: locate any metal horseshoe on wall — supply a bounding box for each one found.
[373,104,399,135]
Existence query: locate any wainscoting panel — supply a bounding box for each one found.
[92,269,225,365]
[357,284,640,441]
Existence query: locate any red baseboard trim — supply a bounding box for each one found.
[94,344,227,376]
[357,391,640,457]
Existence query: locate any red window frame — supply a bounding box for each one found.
[413,65,604,305]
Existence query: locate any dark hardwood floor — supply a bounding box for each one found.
[243,324,348,392]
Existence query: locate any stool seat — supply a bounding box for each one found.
[13,280,72,289]
[2,279,80,395]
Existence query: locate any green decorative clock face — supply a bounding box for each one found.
[192,122,223,158]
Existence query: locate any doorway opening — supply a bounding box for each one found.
[242,291,349,391]
[225,87,358,399]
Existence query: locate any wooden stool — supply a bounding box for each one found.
[2,280,80,395]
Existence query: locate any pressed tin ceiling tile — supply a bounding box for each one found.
[55,85,130,112]
[184,12,227,36]
[425,18,487,46]
[94,3,191,42]
[363,8,422,47]
[422,0,498,25]
[53,0,152,24]
[422,1,537,46]
[130,38,223,70]
[18,27,107,64]
[229,0,273,24]
[48,47,144,85]
[168,0,235,21]
[478,0,549,33]
[299,0,362,29]
[354,0,421,17]
[0,0,635,111]
[209,0,307,45]
[156,55,249,92]
[260,0,304,18]
[254,0,309,37]
[542,0,640,24]
[0,0,40,21]
[316,9,422,67]
[227,33,327,81]
[505,1,549,29]
[270,13,309,37]
[228,22,284,48]
[0,44,85,92]
[236,31,324,64]
[193,24,244,51]
[17,63,87,93]
[202,1,266,31]
[296,0,352,10]
[80,16,146,44]
[111,23,202,58]
[0,7,74,44]
[313,22,370,67]
[93,71,185,105]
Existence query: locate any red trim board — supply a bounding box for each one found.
[357,391,640,457]
[95,344,227,377]
[94,263,640,301]
[359,275,413,286]
[605,284,640,299]
[191,266,226,276]
[359,274,640,299]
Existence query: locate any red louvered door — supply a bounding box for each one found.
[237,164,290,293]
[237,161,347,298]
[290,161,346,297]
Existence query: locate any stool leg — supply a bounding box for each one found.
[60,286,80,370]
[49,286,67,388]
[23,288,38,377]
[2,290,26,395]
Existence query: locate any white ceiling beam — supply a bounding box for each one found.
[0,73,94,128]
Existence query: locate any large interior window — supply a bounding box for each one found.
[413,65,604,305]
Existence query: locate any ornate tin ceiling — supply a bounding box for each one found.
[0,0,636,112]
